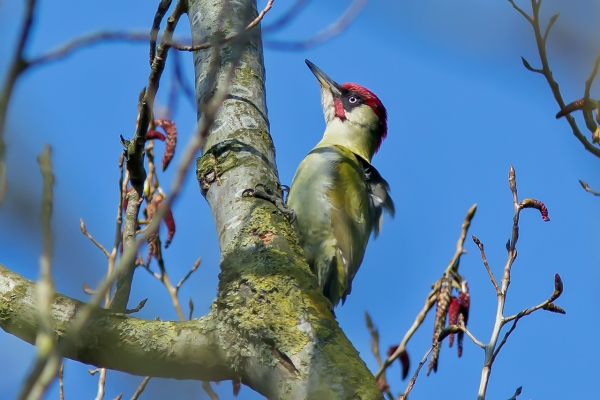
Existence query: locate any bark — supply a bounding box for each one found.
[0,0,383,398]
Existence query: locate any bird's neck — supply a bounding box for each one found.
[317,118,379,163]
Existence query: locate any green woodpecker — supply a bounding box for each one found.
[287,60,394,307]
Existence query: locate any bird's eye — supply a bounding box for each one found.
[348,96,358,104]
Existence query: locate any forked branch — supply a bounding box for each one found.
[509,0,600,158]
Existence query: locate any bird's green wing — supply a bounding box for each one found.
[326,146,373,305]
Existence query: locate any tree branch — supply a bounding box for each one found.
[0,264,231,381]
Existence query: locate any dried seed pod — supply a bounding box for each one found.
[233,379,241,397]
[457,282,470,358]
[162,205,176,248]
[146,130,166,141]
[429,276,452,374]
[399,349,410,380]
[447,296,460,347]
[155,119,177,171]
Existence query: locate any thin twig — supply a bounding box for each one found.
[459,322,485,349]
[172,50,197,112]
[94,368,107,400]
[0,0,37,204]
[507,0,532,23]
[175,0,274,51]
[107,152,127,306]
[110,187,142,311]
[188,298,194,320]
[584,52,600,103]
[19,145,61,400]
[88,153,126,400]
[202,381,219,400]
[80,219,111,258]
[130,376,151,400]
[472,235,500,295]
[490,311,524,365]
[374,204,477,381]
[263,0,309,33]
[264,0,367,50]
[365,312,394,400]
[28,32,152,68]
[176,257,202,291]
[507,386,523,400]
[579,180,600,196]
[398,344,438,400]
[150,0,173,64]
[58,363,64,400]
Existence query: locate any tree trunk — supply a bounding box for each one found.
[0,1,382,398]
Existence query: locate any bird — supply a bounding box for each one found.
[287,60,395,308]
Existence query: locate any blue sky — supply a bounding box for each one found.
[1,0,599,399]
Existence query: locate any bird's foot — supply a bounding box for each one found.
[242,183,296,223]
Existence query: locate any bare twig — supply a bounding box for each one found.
[150,0,173,64]
[80,219,111,258]
[28,32,155,68]
[475,166,564,400]
[507,0,532,23]
[374,204,477,381]
[172,50,197,113]
[188,298,194,320]
[398,344,438,400]
[584,52,600,103]
[18,145,62,400]
[458,322,485,349]
[94,368,107,400]
[511,0,600,158]
[109,187,142,311]
[176,257,202,291]
[130,376,151,400]
[263,0,309,33]
[58,363,64,400]
[202,381,219,400]
[472,235,500,295]
[507,386,523,400]
[579,180,600,196]
[0,0,37,204]
[491,312,524,367]
[364,312,394,400]
[175,0,274,52]
[264,0,367,50]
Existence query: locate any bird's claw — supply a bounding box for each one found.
[242,183,296,223]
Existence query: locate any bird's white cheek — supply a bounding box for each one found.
[320,89,335,123]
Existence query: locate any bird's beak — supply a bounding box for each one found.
[305,59,343,97]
